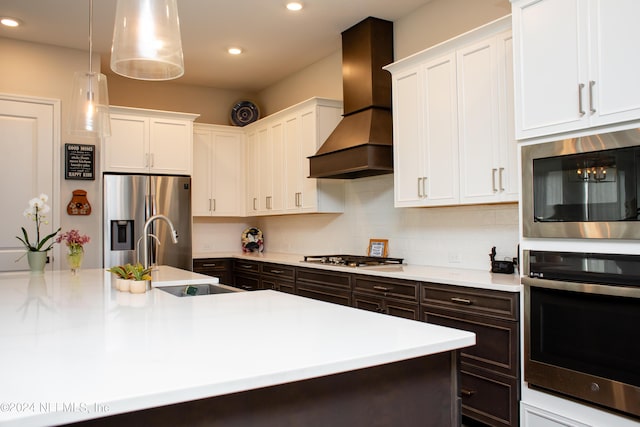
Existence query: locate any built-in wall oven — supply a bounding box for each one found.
[521,128,640,239]
[523,250,640,419]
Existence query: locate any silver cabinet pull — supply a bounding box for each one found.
[270,269,284,274]
[202,263,217,267]
[212,199,216,212]
[145,153,150,168]
[373,285,391,292]
[578,83,586,117]
[499,167,505,192]
[417,177,423,198]
[253,197,257,211]
[451,297,472,305]
[209,198,212,212]
[589,80,596,114]
[422,176,427,198]
[492,168,498,192]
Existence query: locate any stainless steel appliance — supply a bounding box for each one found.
[523,250,640,418]
[521,128,640,239]
[302,255,404,268]
[103,173,192,271]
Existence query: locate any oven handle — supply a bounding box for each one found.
[522,276,640,299]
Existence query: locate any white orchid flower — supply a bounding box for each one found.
[39,193,48,203]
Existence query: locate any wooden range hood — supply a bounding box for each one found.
[308,17,394,179]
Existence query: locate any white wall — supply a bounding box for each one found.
[253,176,518,270]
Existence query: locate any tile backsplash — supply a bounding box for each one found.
[193,174,519,271]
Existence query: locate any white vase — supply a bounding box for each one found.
[129,280,147,294]
[116,278,131,292]
[27,251,48,274]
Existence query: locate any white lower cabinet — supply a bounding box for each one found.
[192,124,245,217]
[385,16,516,208]
[521,404,590,427]
[104,106,198,175]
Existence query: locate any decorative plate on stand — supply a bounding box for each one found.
[230,100,260,127]
[241,227,264,253]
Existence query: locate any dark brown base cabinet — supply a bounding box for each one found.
[421,282,520,427]
[193,258,233,285]
[295,267,352,306]
[233,259,261,291]
[352,275,420,320]
[260,263,295,294]
[68,352,460,427]
[193,258,520,427]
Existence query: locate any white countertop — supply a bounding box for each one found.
[193,251,523,292]
[0,267,474,426]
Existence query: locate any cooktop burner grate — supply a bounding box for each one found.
[302,255,404,267]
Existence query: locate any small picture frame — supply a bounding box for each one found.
[368,239,388,257]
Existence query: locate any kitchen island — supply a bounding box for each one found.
[0,268,474,427]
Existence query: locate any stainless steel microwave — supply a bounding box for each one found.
[522,128,640,239]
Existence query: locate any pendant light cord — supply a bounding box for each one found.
[88,0,93,72]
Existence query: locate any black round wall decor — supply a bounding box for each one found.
[230,100,260,127]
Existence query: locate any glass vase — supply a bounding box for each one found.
[66,246,84,275]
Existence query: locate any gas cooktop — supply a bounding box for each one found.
[302,255,404,268]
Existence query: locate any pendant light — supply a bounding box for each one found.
[69,0,111,138]
[110,0,185,80]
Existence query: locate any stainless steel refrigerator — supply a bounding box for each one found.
[103,173,192,271]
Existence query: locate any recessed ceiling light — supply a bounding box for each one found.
[0,17,21,27]
[286,2,303,12]
[228,47,243,55]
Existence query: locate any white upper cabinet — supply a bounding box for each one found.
[385,16,515,208]
[192,124,245,217]
[458,30,518,204]
[512,0,640,139]
[245,97,344,216]
[104,106,198,175]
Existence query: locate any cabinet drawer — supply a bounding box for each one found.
[234,274,259,291]
[353,275,418,302]
[261,263,295,280]
[421,283,518,321]
[233,260,260,275]
[423,308,518,378]
[296,267,351,290]
[193,258,230,272]
[353,292,420,320]
[460,364,519,427]
[297,283,351,307]
[261,278,295,294]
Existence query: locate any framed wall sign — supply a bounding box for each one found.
[368,239,388,257]
[65,143,95,180]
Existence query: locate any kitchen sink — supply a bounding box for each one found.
[156,283,241,297]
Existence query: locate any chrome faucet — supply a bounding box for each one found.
[141,214,179,269]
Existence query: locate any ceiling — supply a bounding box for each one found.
[0,0,433,92]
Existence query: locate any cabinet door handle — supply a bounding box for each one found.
[253,197,257,211]
[145,153,150,168]
[209,198,212,212]
[212,199,216,212]
[417,177,423,198]
[460,388,476,397]
[578,83,586,117]
[373,285,391,292]
[451,297,472,305]
[491,168,498,192]
[202,263,217,267]
[499,167,505,192]
[423,176,427,198]
[270,269,284,274]
[589,80,596,114]
[240,285,254,290]
[240,264,253,269]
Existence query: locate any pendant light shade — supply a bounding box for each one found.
[69,0,111,138]
[70,71,111,137]
[110,0,185,80]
